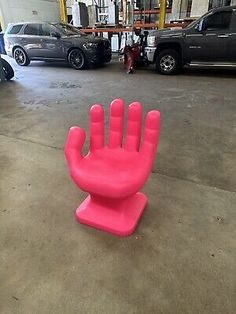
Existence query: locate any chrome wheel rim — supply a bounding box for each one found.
[70,50,83,69]
[160,55,175,72]
[15,49,25,65]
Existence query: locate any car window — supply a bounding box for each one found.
[53,23,85,36]
[8,24,23,34]
[39,24,56,36]
[203,11,232,31]
[24,24,40,35]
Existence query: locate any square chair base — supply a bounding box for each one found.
[76,192,147,237]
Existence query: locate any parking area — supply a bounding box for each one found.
[0,57,236,313]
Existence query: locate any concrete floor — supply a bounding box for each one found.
[0,56,236,314]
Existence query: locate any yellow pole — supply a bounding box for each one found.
[59,0,68,23]
[159,0,167,29]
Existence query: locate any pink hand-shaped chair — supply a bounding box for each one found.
[65,99,160,236]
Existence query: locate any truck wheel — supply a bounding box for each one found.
[156,49,181,75]
[68,49,87,70]
[1,58,14,80]
[14,47,30,66]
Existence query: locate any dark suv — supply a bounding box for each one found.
[145,6,236,74]
[4,22,111,69]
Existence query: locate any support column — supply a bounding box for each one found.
[59,0,68,23]
[159,0,167,29]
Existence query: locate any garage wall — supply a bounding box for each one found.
[0,0,60,31]
[190,0,209,17]
[1,0,235,31]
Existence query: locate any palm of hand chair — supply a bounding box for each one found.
[65,99,160,199]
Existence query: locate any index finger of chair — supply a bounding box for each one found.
[124,102,142,151]
[108,99,125,148]
[90,104,104,151]
[140,110,160,160]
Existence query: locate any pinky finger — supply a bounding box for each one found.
[140,110,160,162]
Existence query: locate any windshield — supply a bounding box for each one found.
[54,23,86,36]
[185,16,202,29]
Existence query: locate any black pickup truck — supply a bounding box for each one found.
[145,6,236,74]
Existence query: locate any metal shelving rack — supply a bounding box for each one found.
[59,1,187,34]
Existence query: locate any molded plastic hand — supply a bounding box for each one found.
[65,99,160,236]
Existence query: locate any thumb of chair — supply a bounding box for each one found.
[65,126,86,170]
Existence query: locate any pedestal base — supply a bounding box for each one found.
[76,192,147,237]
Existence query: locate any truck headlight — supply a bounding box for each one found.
[147,36,157,47]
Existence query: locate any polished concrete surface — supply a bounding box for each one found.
[1,56,236,314]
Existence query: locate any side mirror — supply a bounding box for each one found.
[195,20,204,32]
[51,31,61,39]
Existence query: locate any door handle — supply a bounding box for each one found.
[218,34,229,38]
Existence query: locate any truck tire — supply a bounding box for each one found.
[1,58,14,80]
[156,49,181,75]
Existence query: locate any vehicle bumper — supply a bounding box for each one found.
[4,43,13,57]
[85,48,112,64]
[145,47,156,63]
[5,49,13,58]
